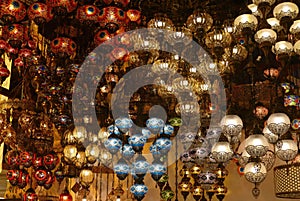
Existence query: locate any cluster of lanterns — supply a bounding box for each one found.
[103,116,174,201]
[6,150,59,189]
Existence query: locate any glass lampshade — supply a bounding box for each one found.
[220,115,243,137]
[211,141,233,163]
[245,134,269,157]
[226,44,248,62]
[262,126,278,143]
[165,26,193,45]
[147,13,174,30]
[152,58,178,74]
[275,139,298,161]
[294,40,300,55]
[254,29,277,44]
[267,18,282,31]
[79,169,94,187]
[244,162,267,183]
[23,188,38,201]
[186,10,213,32]
[273,2,299,21]
[205,28,232,49]
[267,113,290,136]
[273,41,294,55]
[248,4,262,17]
[234,14,258,32]
[63,145,77,163]
[290,20,300,35]
[223,19,235,34]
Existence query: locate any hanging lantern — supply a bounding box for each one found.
[220,115,243,142]
[149,144,162,160]
[79,169,94,188]
[186,10,213,33]
[120,144,135,160]
[114,158,130,180]
[128,134,147,153]
[244,134,269,157]
[34,168,49,186]
[147,13,174,30]
[50,37,77,59]
[149,160,167,181]
[0,0,27,24]
[196,171,217,190]
[27,3,53,25]
[2,24,27,48]
[275,139,298,162]
[115,117,133,133]
[76,5,99,25]
[46,0,77,16]
[17,169,30,189]
[211,141,233,163]
[146,117,165,134]
[63,144,78,164]
[267,113,290,136]
[127,9,141,23]
[153,137,172,154]
[43,152,59,170]
[85,143,100,164]
[22,188,38,201]
[94,29,113,46]
[19,151,34,168]
[244,162,267,184]
[130,183,148,201]
[98,6,127,33]
[262,126,278,143]
[132,155,149,178]
[180,151,195,168]
[104,135,122,154]
[74,150,86,169]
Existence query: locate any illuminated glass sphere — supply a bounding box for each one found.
[245,134,269,157]
[267,113,290,136]
[244,162,267,184]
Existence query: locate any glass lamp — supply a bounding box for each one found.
[294,40,300,55]
[226,44,248,63]
[220,115,243,141]
[244,162,267,184]
[267,113,290,136]
[23,188,38,201]
[79,169,94,188]
[245,134,269,157]
[211,141,233,163]
[262,126,278,143]
[275,139,298,162]
[63,145,78,164]
[267,18,282,31]
[254,29,277,45]
[234,14,258,33]
[273,41,294,56]
[248,4,262,18]
[273,2,299,21]
[147,13,174,30]
[186,10,213,33]
[290,20,300,40]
